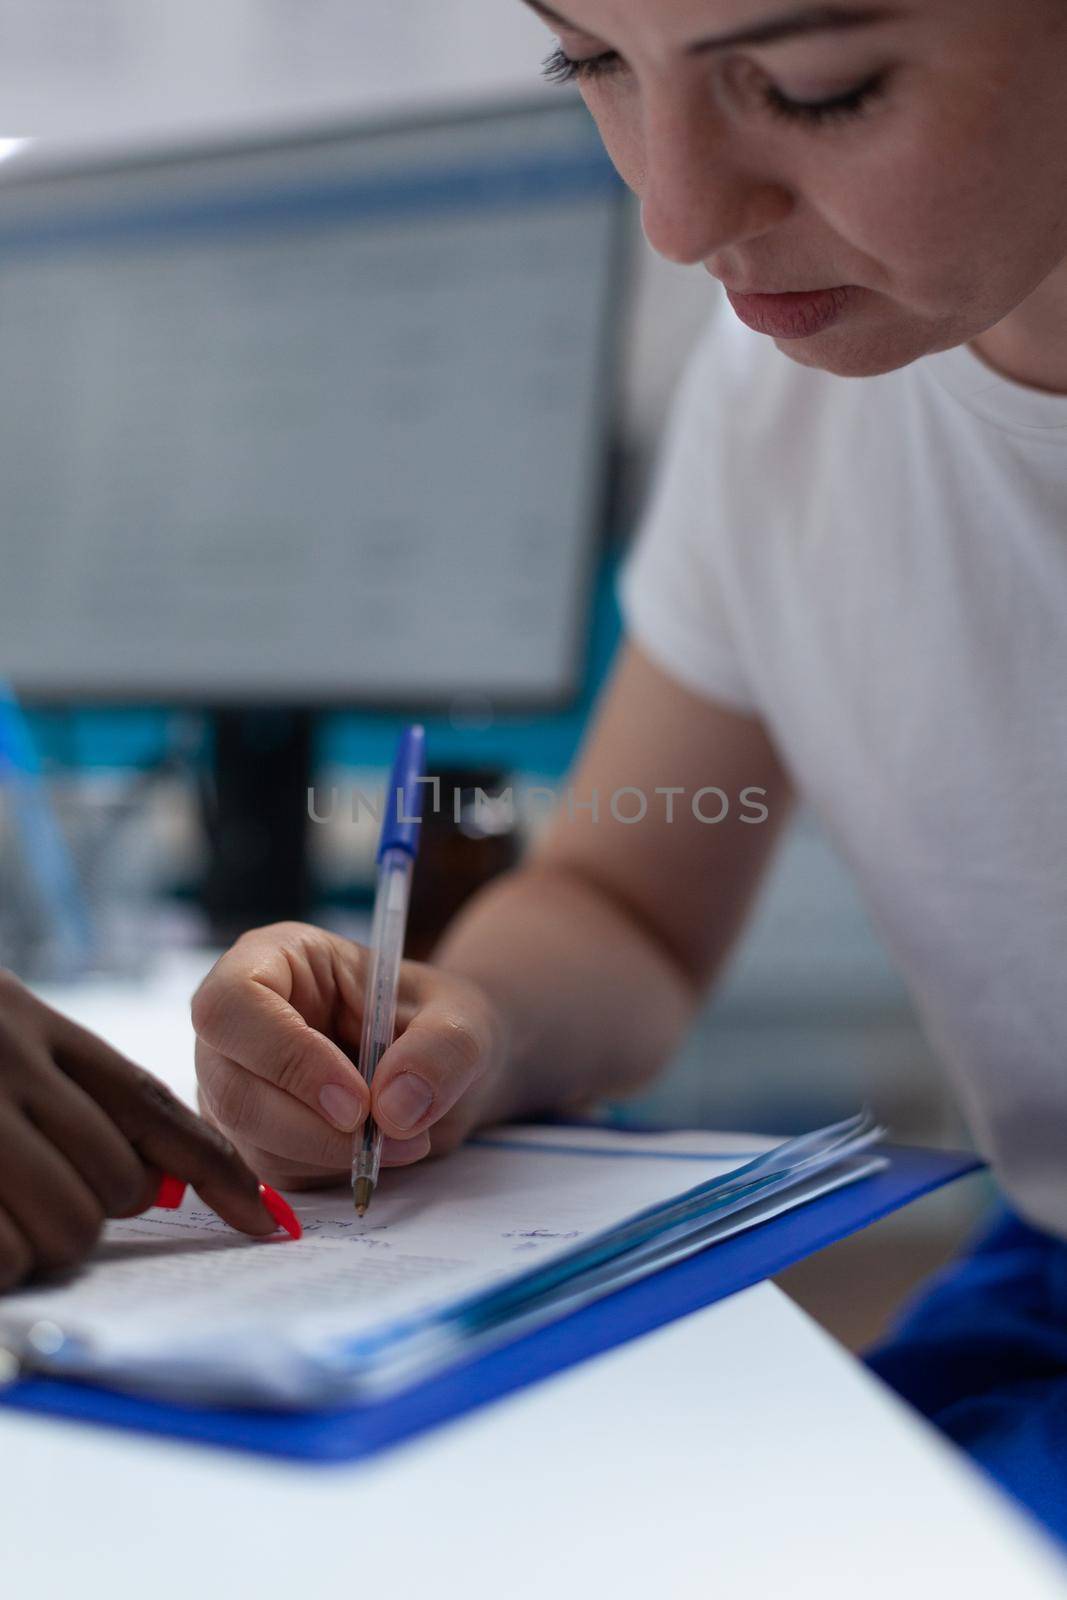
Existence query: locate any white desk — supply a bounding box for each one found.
[4,958,1065,1600]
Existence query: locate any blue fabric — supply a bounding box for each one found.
[868,1207,1067,1546]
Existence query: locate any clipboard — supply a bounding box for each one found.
[0,1144,980,1463]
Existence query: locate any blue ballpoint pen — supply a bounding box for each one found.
[352,725,427,1216]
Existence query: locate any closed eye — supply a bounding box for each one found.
[544,45,890,129]
[542,45,622,84]
[763,70,889,125]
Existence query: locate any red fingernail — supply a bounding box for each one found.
[154,1175,188,1210]
[258,1183,302,1241]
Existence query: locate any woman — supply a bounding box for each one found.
[192,0,1067,1533]
[12,0,1067,1531]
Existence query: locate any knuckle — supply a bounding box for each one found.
[269,1033,319,1101]
[260,921,313,942]
[233,922,310,966]
[190,973,229,1046]
[126,1069,185,1128]
[134,1069,179,1109]
[208,1066,260,1143]
[434,1013,484,1080]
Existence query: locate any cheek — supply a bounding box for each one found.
[809,69,1067,318]
[579,87,646,197]
[818,144,994,307]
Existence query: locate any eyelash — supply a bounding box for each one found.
[542,45,888,128]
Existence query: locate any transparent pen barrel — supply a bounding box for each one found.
[352,849,413,1188]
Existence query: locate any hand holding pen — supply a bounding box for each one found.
[193,729,507,1195]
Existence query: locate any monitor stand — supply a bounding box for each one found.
[200,709,314,946]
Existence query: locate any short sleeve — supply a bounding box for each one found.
[618,308,760,715]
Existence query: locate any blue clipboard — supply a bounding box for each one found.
[0,1145,980,1464]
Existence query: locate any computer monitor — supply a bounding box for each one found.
[0,97,628,935]
[0,96,627,710]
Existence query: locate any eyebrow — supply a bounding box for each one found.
[521,1,902,54]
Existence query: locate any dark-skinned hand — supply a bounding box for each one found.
[0,968,279,1291]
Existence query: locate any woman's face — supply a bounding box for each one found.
[524,0,1067,377]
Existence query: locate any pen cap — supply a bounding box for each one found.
[378,724,427,862]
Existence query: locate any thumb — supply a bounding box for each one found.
[371,989,492,1140]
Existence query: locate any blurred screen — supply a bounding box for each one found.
[0,99,625,706]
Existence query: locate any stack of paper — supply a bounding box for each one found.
[0,1114,884,1408]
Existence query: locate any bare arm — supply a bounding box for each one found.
[434,640,796,1124]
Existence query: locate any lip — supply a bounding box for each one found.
[725,285,855,339]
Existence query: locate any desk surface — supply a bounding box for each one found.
[3,957,1064,1600]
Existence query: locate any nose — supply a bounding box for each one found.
[638,96,793,266]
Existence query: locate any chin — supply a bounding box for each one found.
[772,314,957,380]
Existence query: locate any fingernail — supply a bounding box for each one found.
[378,1073,434,1133]
[153,1175,187,1210]
[259,1184,302,1241]
[318,1083,364,1131]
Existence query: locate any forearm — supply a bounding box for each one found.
[432,861,701,1126]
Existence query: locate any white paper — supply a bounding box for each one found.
[0,1123,879,1405]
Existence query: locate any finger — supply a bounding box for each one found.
[219,1141,347,1192]
[380,1133,432,1168]
[192,948,369,1133]
[0,1201,32,1292]
[197,1051,355,1171]
[134,1100,276,1238]
[371,991,491,1140]
[52,1033,277,1238]
[0,1106,104,1276]
[218,1132,430,1189]
[24,1072,148,1216]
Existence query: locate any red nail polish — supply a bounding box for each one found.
[258,1183,302,1241]
[154,1175,188,1210]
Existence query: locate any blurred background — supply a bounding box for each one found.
[0,0,988,1345]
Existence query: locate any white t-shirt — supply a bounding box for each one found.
[621,295,1067,1239]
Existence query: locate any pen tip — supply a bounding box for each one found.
[355,1204,366,1218]
[354,1176,374,1216]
